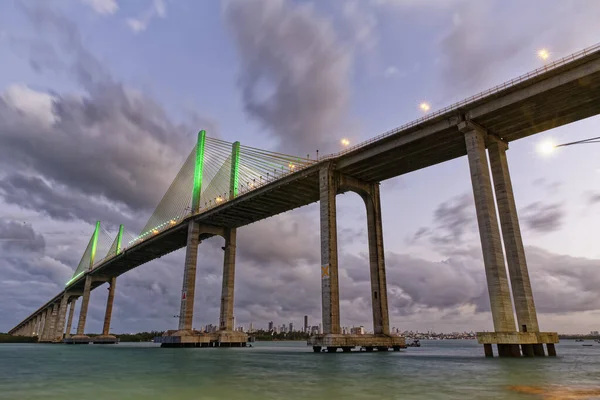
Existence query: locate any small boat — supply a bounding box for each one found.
[407,339,421,347]
[582,344,593,347]
[575,339,584,342]
[595,339,600,344]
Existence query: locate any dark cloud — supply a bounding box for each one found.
[0,218,45,253]
[0,174,134,228]
[520,201,565,233]
[409,193,476,249]
[223,0,351,155]
[588,192,600,205]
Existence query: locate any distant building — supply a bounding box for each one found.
[289,322,294,333]
[591,331,599,335]
[350,326,365,335]
[304,315,308,333]
[249,322,254,333]
[268,321,274,332]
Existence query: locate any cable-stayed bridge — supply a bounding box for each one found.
[9,43,600,356]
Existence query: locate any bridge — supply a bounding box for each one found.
[9,42,600,356]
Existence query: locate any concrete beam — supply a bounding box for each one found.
[460,122,516,332]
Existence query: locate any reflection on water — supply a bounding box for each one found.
[0,340,598,400]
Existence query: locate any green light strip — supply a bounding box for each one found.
[88,221,100,270]
[191,130,206,213]
[230,141,240,198]
[65,271,85,287]
[116,224,124,255]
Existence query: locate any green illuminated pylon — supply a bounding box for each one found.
[191,130,207,213]
[88,221,101,270]
[230,141,240,198]
[115,224,124,255]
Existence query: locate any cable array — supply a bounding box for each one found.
[67,233,96,285]
[133,146,197,244]
[126,135,315,247]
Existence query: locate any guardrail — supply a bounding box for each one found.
[323,42,600,160]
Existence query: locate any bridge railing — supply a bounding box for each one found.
[323,42,600,161]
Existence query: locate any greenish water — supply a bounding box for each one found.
[1,340,599,399]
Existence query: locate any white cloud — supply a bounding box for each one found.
[82,0,119,15]
[126,0,167,34]
[1,84,58,127]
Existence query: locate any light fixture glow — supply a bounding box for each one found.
[537,140,556,155]
[419,102,431,112]
[537,48,550,61]
[341,138,350,147]
[216,196,223,203]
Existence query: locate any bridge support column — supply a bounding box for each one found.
[52,295,70,342]
[71,275,93,343]
[488,138,558,355]
[461,121,559,356]
[41,303,58,342]
[64,299,77,338]
[178,220,201,332]
[319,166,341,335]
[461,123,518,357]
[365,183,390,335]
[93,277,119,344]
[219,228,237,331]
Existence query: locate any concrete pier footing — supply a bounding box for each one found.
[477,332,559,357]
[154,330,248,348]
[308,334,406,352]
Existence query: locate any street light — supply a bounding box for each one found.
[537,48,550,61]
[419,102,431,112]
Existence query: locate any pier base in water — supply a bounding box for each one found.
[477,332,559,357]
[308,334,406,353]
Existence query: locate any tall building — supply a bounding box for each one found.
[289,322,293,333]
[249,322,254,333]
[304,315,308,333]
[268,321,274,332]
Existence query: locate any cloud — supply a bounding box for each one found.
[588,192,600,205]
[223,0,351,154]
[520,201,565,234]
[0,219,45,253]
[126,0,166,34]
[409,193,476,251]
[0,5,216,231]
[82,0,118,15]
[342,0,378,51]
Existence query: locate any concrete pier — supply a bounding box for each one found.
[41,303,58,342]
[64,299,77,338]
[310,168,405,352]
[178,220,201,333]
[93,277,119,344]
[66,276,93,344]
[461,121,559,356]
[219,228,237,331]
[52,295,70,342]
[319,166,341,335]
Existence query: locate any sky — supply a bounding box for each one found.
[1,0,600,335]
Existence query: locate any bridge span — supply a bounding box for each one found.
[9,43,600,356]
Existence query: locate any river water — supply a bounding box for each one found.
[0,340,599,399]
